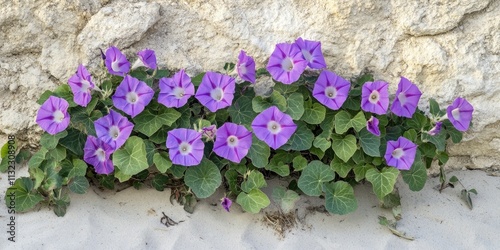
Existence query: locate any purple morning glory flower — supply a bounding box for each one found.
[295,37,327,69]
[428,121,442,136]
[251,106,297,150]
[112,75,154,118]
[195,72,235,112]
[166,128,205,167]
[384,137,417,170]
[36,96,70,135]
[447,97,474,132]
[361,81,389,115]
[237,50,256,84]
[390,77,422,118]
[366,116,381,136]
[158,69,195,108]
[68,64,95,107]
[312,70,350,110]
[213,122,252,163]
[137,49,157,69]
[105,46,130,76]
[221,197,232,212]
[266,42,307,84]
[94,109,134,150]
[84,135,114,175]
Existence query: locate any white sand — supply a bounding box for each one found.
[0,167,499,249]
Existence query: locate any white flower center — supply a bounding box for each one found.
[95,148,106,162]
[452,108,460,120]
[173,87,185,99]
[398,92,407,105]
[226,135,239,147]
[81,79,91,92]
[109,126,120,140]
[126,92,138,104]
[210,87,224,101]
[179,142,192,156]
[302,49,313,62]
[369,90,380,104]
[391,148,404,159]
[325,86,337,99]
[267,121,282,135]
[239,63,247,74]
[281,58,294,72]
[111,60,120,72]
[53,110,65,123]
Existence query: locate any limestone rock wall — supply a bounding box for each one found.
[0,0,498,170]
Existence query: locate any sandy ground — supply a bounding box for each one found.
[0,166,499,250]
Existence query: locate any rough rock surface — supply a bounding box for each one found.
[0,0,498,170]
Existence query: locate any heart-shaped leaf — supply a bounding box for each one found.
[298,160,335,196]
[324,181,357,215]
[184,158,222,198]
[365,167,400,200]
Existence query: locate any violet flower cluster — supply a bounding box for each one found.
[35,40,474,177]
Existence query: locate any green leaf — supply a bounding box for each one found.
[252,91,287,112]
[365,167,400,200]
[53,192,71,217]
[37,90,53,105]
[421,131,446,151]
[265,162,290,177]
[85,97,99,115]
[236,189,270,213]
[113,136,149,176]
[298,160,335,196]
[359,128,381,157]
[53,84,77,107]
[443,120,463,143]
[169,165,186,179]
[285,92,305,120]
[153,152,172,173]
[144,140,155,167]
[29,167,45,190]
[429,98,445,116]
[15,149,31,164]
[241,170,267,193]
[331,134,357,162]
[324,181,357,215]
[330,157,353,178]
[274,82,299,95]
[191,73,205,86]
[184,158,222,198]
[59,128,86,156]
[149,127,168,145]
[114,171,132,183]
[225,169,239,194]
[40,131,68,150]
[403,129,418,142]
[302,103,326,124]
[406,112,428,130]
[152,174,169,191]
[335,111,366,134]
[71,107,101,136]
[154,69,170,79]
[272,187,300,213]
[228,95,257,127]
[133,108,181,136]
[292,155,308,171]
[353,164,375,182]
[401,160,427,191]
[313,135,331,152]
[281,121,314,151]
[68,176,90,194]
[247,135,270,168]
[28,147,48,169]
[69,159,88,179]
[5,177,44,212]
[47,145,66,162]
